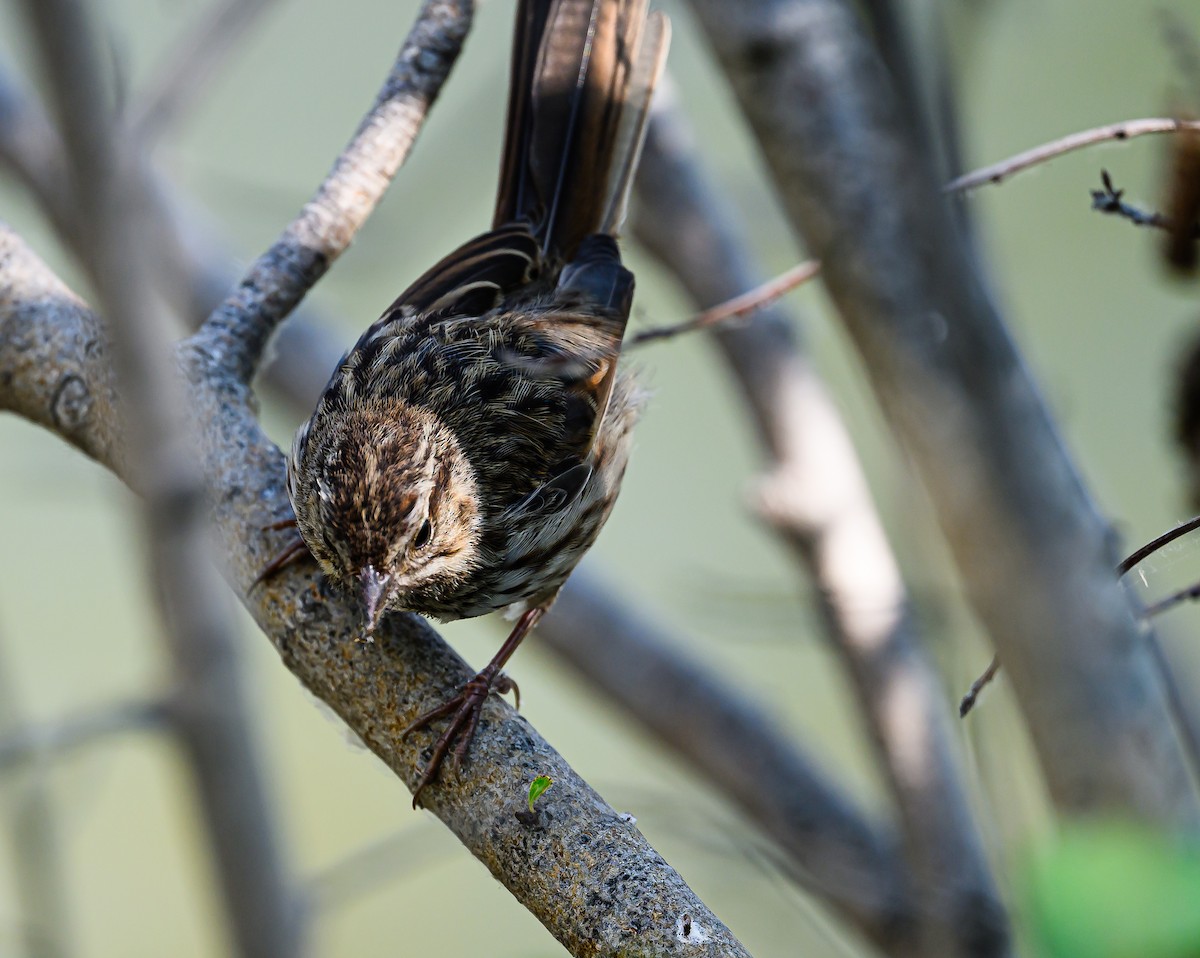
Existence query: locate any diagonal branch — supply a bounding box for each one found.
[17,0,306,955]
[687,0,1199,830]
[631,82,1008,958]
[192,0,474,385]
[542,573,914,951]
[0,219,752,958]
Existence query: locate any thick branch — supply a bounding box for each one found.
[687,0,1199,826]
[632,85,1008,957]
[543,573,913,949]
[11,70,922,947]
[0,221,751,958]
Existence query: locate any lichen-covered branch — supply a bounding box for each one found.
[543,572,914,950]
[0,217,752,957]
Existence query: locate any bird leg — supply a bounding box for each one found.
[404,605,544,807]
[250,516,312,589]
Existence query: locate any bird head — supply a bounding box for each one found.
[287,402,482,637]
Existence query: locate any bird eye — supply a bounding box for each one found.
[413,519,433,550]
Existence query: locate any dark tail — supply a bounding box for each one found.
[493,0,670,259]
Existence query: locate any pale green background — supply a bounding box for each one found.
[1,0,1199,955]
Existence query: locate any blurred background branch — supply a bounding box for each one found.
[686,0,1199,827]
[630,80,1007,958]
[17,0,304,954]
[1,0,1199,956]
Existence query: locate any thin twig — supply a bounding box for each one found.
[958,657,1000,718]
[632,260,822,345]
[959,512,1200,717]
[1143,581,1200,618]
[1117,514,1200,576]
[1090,169,1189,234]
[192,0,474,385]
[946,118,1200,193]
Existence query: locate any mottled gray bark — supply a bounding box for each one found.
[686,0,1199,828]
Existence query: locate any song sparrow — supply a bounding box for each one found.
[260,0,669,803]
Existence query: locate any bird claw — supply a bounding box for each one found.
[494,672,520,710]
[404,674,496,807]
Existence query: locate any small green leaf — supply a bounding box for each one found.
[527,775,553,812]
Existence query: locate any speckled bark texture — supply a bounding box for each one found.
[0,219,752,957]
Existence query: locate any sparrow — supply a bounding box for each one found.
[262,0,669,803]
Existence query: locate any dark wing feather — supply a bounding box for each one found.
[380,225,541,320]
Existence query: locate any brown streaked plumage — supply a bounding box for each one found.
[262,0,670,803]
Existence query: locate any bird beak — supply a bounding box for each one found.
[359,565,392,640]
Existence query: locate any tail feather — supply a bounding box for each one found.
[492,0,670,258]
[493,0,553,228]
[598,10,670,236]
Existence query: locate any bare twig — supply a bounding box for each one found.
[957,657,1000,718]
[946,118,1200,193]
[1143,580,1200,618]
[1118,515,1200,576]
[632,81,1008,958]
[1091,169,1187,233]
[192,0,474,385]
[631,260,822,345]
[1119,514,1200,620]
[18,2,305,956]
[688,0,1199,828]
[961,512,1200,717]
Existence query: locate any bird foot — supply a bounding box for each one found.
[404,669,518,807]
